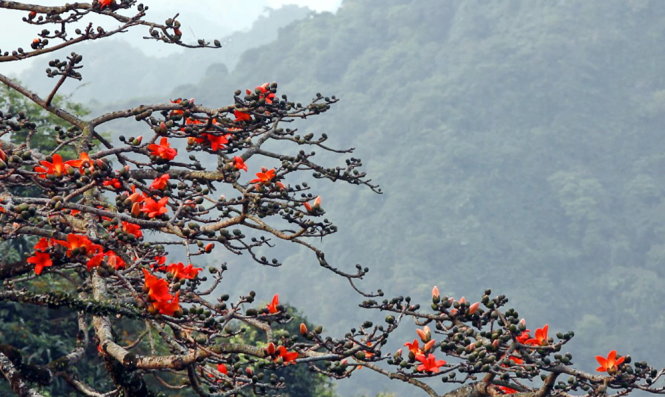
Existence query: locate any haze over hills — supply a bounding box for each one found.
[177,1,665,394]
[17,5,311,106]
[6,0,665,395]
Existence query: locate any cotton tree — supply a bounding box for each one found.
[0,1,663,397]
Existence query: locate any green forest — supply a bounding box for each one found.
[9,0,665,396]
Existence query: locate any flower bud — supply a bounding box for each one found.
[468,302,480,315]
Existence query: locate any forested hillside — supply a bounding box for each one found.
[175,1,665,394]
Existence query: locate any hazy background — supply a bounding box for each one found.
[2,1,665,396]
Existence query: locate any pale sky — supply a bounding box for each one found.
[0,0,342,75]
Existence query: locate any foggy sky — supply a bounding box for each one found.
[0,0,342,76]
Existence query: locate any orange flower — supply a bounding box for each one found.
[204,133,231,151]
[525,325,548,346]
[234,109,251,121]
[169,98,191,117]
[150,174,170,190]
[147,137,177,160]
[266,294,279,314]
[516,330,531,344]
[163,262,202,280]
[247,83,276,104]
[86,252,106,270]
[68,152,95,174]
[497,386,518,394]
[153,292,180,316]
[104,250,127,270]
[275,346,298,364]
[596,350,625,373]
[141,197,168,218]
[250,168,276,185]
[103,178,122,189]
[142,269,172,302]
[415,353,446,373]
[507,355,524,365]
[121,221,142,238]
[233,156,247,172]
[127,185,146,203]
[34,154,79,178]
[404,339,421,355]
[27,252,52,275]
[34,237,57,251]
[299,323,308,335]
[432,286,440,299]
[57,234,103,257]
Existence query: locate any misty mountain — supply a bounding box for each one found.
[18,5,311,106]
[168,1,665,394]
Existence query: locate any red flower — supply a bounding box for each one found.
[404,339,421,355]
[169,98,187,117]
[234,109,251,122]
[121,221,142,238]
[596,350,625,373]
[27,252,52,275]
[507,355,524,365]
[153,292,180,316]
[497,386,518,394]
[103,178,122,190]
[34,154,79,178]
[99,0,112,8]
[127,185,146,203]
[415,353,446,373]
[266,294,279,314]
[163,262,202,280]
[68,152,95,174]
[525,325,548,346]
[154,256,166,265]
[217,363,228,375]
[233,156,247,172]
[250,168,276,185]
[86,252,106,270]
[185,117,205,126]
[57,234,103,257]
[150,174,170,190]
[104,250,127,270]
[516,330,532,344]
[204,133,231,151]
[147,137,177,160]
[275,346,298,364]
[34,237,57,251]
[247,83,276,104]
[142,269,172,302]
[141,197,168,218]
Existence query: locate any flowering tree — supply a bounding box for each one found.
[1,2,664,397]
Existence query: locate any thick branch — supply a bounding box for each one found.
[0,352,46,397]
